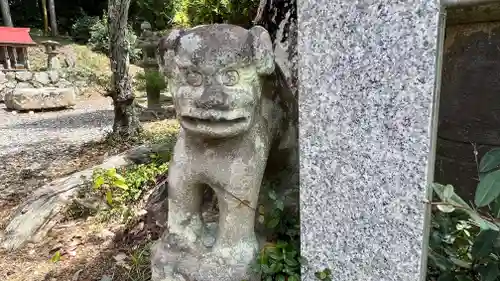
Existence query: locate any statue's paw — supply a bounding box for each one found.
[192,251,259,281]
[161,231,204,254]
[212,237,259,263]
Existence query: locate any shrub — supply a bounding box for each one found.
[71,15,101,43]
[252,188,301,281]
[429,148,500,281]
[135,70,167,93]
[168,0,258,27]
[87,13,142,63]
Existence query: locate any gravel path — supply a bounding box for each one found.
[0,97,114,200]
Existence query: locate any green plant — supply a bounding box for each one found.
[92,155,168,209]
[133,0,175,30]
[253,240,301,281]
[71,15,101,43]
[124,243,152,281]
[429,148,500,281]
[166,0,258,27]
[252,189,301,281]
[135,71,167,93]
[315,268,332,281]
[87,12,141,62]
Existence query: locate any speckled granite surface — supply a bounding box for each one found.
[298,1,441,280]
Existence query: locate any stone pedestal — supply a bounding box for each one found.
[47,52,60,69]
[298,1,442,281]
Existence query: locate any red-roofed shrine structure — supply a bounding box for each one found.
[0,27,36,70]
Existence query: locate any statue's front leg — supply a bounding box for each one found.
[165,164,204,251]
[151,159,204,281]
[213,182,261,256]
[193,171,264,281]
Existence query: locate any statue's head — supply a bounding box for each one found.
[158,24,275,139]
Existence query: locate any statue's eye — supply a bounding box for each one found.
[186,71,203,86]
[221,69,239,86]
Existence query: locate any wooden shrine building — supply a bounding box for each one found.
[0,27,36,70]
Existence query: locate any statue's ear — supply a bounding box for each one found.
[249,25,275,75]
[157,29,184,77]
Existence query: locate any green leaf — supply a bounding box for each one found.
[276,274,286,281]
[432,183,471,209]
[113,173,127,182]
[266,218,280,229]
[428,251,454,271]
[315,270,328,280]
[93,176,105,189]
[437,273,456,281]
[269,262,279,273]
[474,216,500,231]
[479,263,500,281]
[105,168,117,177]
[449,257,471,269]
[480,172,488,182]
[475,170,500,207]
[284,257,299,267]
[443,184,454,200]
[114,180,129,190]
[261,264,271,274]
[275,199,285,211]
[432,183,496,230]
[437,204,456,213]
[268,190,277,200]
[105,190,113,205]
[267,248,282,260]
[455,276,473,281]
[258,215,265,224]
[472,230,499,259]
[490,196,500,218]
[288,276,300,281]
[51,251,61,263]
[298,256,308,266]
[480,148,500,173]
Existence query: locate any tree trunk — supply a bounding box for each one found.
[0,0,13,27]
[41,0,48,35]
[108,0,142,138]
[254,0,297,96]
[47,0,58,36]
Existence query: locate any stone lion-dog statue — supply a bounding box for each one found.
[151,23,297,281]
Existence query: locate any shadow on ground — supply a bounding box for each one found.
[0,136,129,203]
[4,109,113,130]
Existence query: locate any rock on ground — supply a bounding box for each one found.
[4,87,76,111]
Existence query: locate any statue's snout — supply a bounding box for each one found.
[195,86,229,110]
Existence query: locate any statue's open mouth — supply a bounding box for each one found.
[180,114,251,137]
[181,116,247,125]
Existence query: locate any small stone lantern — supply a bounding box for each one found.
[40,40,60,70]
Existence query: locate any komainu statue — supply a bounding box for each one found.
[152,24,298,281]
